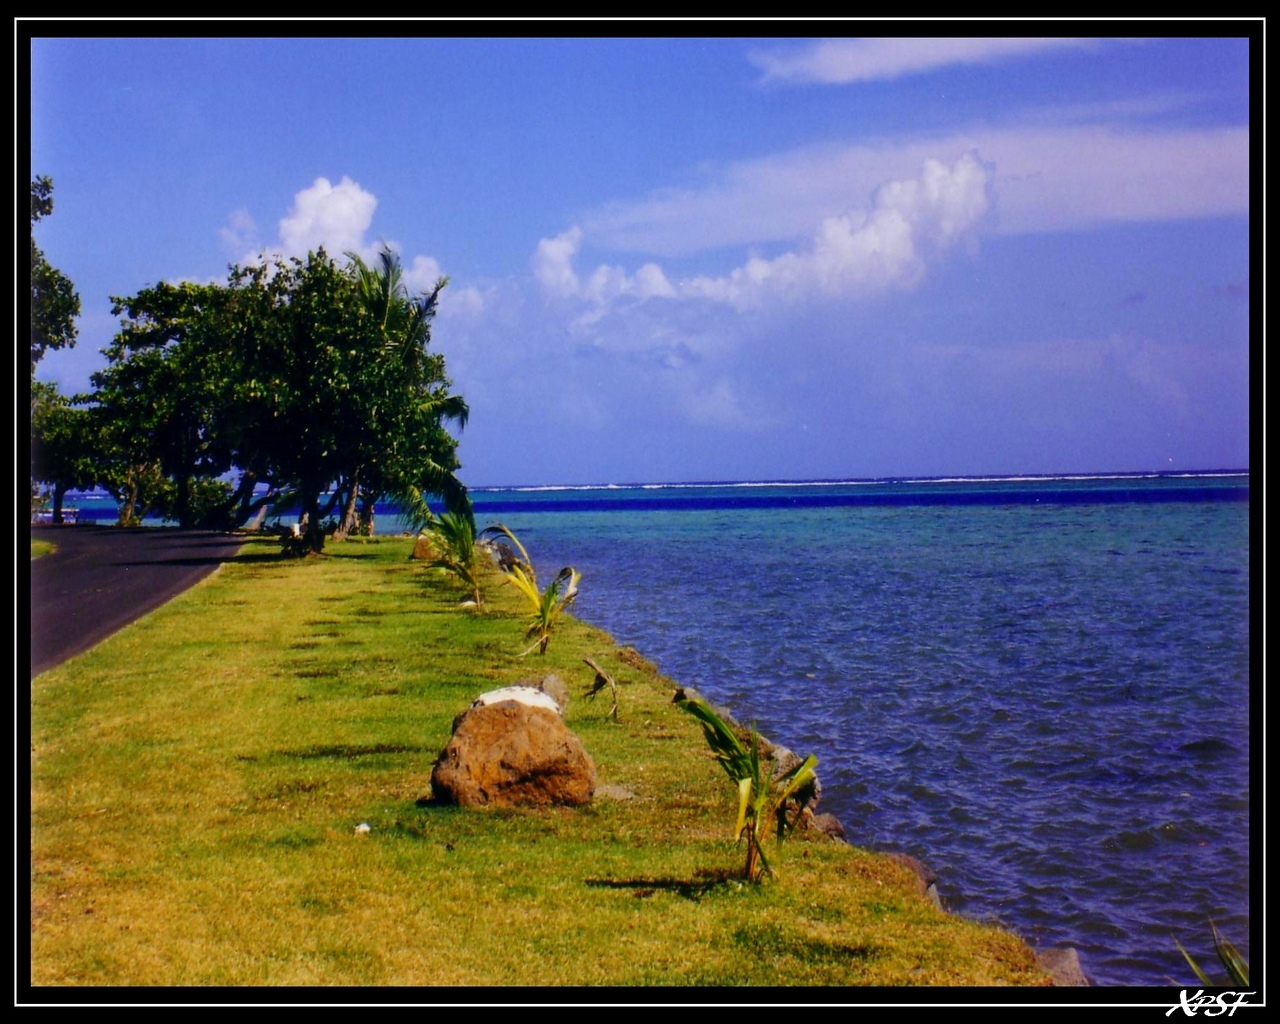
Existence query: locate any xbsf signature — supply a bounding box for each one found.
[1166,990,1254,1017]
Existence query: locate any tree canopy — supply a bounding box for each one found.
[30,176,80,376]
[30,382,97,523]
[77,247,469,547]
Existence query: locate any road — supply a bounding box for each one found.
[28,525,246,678]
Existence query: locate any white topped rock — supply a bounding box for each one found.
[470,685,563,716]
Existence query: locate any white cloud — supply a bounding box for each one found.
[277,175,378,257]
[633,263,677,299]
[583,123,1248,257]
[541,152,993,315]
[403,254,444,293]
[533,224,676,313]
[222,178,466,307]
[532,226,583,296]
[749,37,1103,85]
[686,152,993,308]
[439,284,486,318]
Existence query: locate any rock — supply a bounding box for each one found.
[807,812,846,841]
[480,540,521,572]
[617,646,657,675]
[521,673,569,713]
[468,685,562,716]
[1035,946,1090,986]
[431,700,596,808]
[671,686,743,735]
[884,851,942,909]
[411,534,436,560]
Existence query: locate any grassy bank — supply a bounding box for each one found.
[30,535,1051,987]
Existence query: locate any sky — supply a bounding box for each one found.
[27,29,1253,487]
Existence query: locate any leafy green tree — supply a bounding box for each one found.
[96,280,242,527]
[30,382,97,523]
[30,176,81,376]
[333,248,469,541]
[96,247,470,548]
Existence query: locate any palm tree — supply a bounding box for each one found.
[421,509,484,608]
[338,247,472,538]
[676,696,818,882]
[480,523,581,655]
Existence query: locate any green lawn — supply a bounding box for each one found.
[30,534,1051,987]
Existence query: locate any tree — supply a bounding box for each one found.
[96,279,248,528]
[30,382,98,523]
[333,248,469,541]
[95,247,470,548]
[30,176,80,375]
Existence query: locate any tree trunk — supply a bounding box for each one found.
[245,504,269,531]
[333,471,360,542]
[119,466,141,527]
[744,827,761,882]
[359,493,376,536]
[301,491,325,553]
[52,483,67,525]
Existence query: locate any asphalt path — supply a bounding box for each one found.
[28,525,246,678]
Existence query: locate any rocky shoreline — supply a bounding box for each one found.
[667,681,1091,987]
[459,539,1092,986]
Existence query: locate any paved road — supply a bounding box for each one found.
[28,525,246,678]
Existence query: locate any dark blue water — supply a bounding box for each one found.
[468,474,1252,988]
[60,473,1251,986]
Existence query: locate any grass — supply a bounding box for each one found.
[30,535,1052,987]
[31,538,55,559]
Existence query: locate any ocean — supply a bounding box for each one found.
[59,472,1251,986]
[467,473,1253,989]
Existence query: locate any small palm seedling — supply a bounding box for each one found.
[425,510,484,608]
[480,523,581,655]
[675,694,817,882]
[1175,921,1249,986]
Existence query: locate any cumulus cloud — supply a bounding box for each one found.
[684,152,993,308]
[278,175,378,257]
[532,226,583,296]
[220,177,466,305]
[583,123,1248,258]
[749,37,1103,85]
[439,284,486,318]
[537,152,994,316]
[533,224,676,313]
[403,254,445,292]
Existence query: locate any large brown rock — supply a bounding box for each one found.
[431,700,596,808]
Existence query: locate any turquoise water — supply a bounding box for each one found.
[59,474,1251,986]
[467,476,1251,988]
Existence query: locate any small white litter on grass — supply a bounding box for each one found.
[354,822,371,835]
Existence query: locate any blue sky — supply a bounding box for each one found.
[28,31,1252,487]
